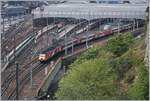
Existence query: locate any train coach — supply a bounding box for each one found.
[38,22,143,62]
[39,45,63,62]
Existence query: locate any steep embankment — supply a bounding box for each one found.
[55,31,149,100]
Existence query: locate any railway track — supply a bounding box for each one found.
[3,23,61,88]
[2,21,144,99]
[1,39,39,94]
[37,26,145,99]
[2,26,33,52]
[1,24,58,100]
[1,56,38,97]
[7,62,48,99]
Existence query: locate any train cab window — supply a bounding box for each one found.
[39,54,46,57]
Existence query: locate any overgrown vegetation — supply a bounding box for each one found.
[55,32,149,100]
[106,33,134,56]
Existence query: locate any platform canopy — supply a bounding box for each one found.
[33,4,148,20]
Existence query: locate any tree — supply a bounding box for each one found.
[55,32,148,100]
[55,52,118,100]
[72,45,104,66]
[106,33,134,56]
[111,56,133,80]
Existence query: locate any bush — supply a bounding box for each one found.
[72,45,105,66]
[127,63,149,100]
[55,31,148,100]
[111,56,133,80]
[55,53,117,100]
[106,33,134,56]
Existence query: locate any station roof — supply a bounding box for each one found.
[33,4,148,19]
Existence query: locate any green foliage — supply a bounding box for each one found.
[111,56,133,80]
[55,32,148,100]
[75,46,100,63]
[56,52,117,100]
[72,45,106,66]
[117,40,149,100]
[106,33,134,56]
[127,63,149,100]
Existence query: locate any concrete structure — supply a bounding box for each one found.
[33,4,147,20]
[2,5,28,17]
[95,0,123,4]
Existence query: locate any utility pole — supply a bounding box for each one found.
[13,17,18,99]
[136,19,138,29]
[65,28,67,55]
[47,17,49,47]
[29,48,33,89]
[86,11,90,49]
[30,62,32,88]
[99,18,102,31]
[15,62,19,100]
[2,16,5,40]
[71,19,76,54]
[118,19,120,34]
[30,13,35,89]
[72,38,74,54]
[86,20,89,48]
[9,16,11,27]
[133,19,135,31]
[47,16,49,29]
[2,16,6,64]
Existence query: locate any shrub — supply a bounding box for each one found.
[106,33,134,56]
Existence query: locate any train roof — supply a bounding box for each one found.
[42,46,56,53]
[41,44,61,54]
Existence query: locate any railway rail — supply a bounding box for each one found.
[37,26,145,99]
[1,20,144,100]
[2,23,63,99]
[1,56,38,97]
[7,63,48,99]
[2,20,97,99]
